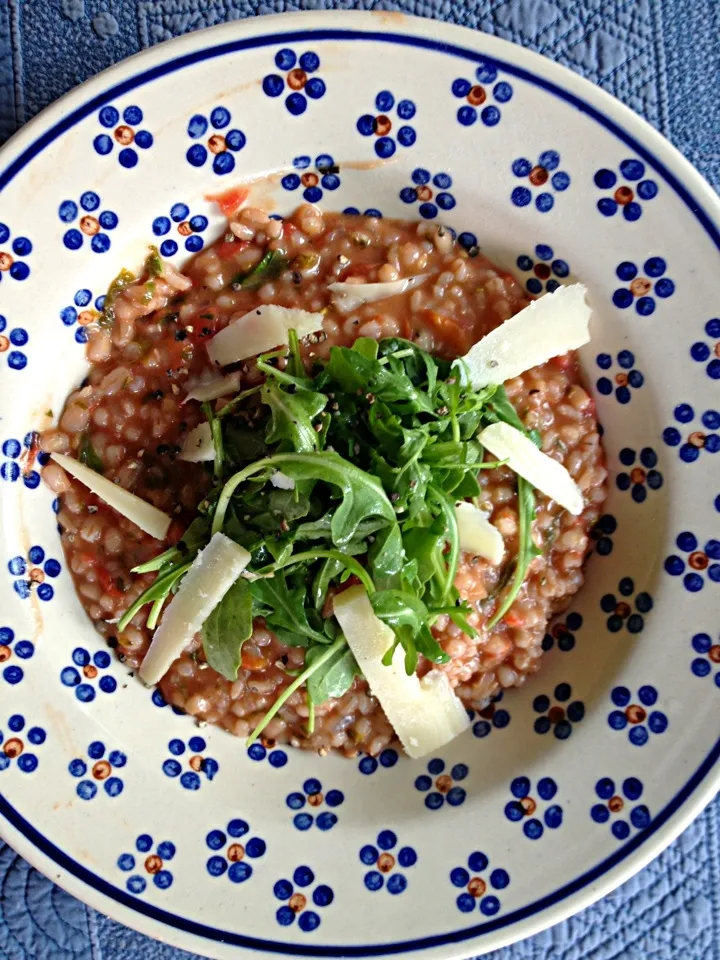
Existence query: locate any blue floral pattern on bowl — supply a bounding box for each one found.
[59,192,118,252]
[594,160,658,220]
[263,49,326,116]
[0,223,32,281]
[93,105,153,168]
[399,169,455,219]
[274,867,333,930]
[0,626,34,686]
[612,257,674,315]
[69,740,126,799]
[590,776,650,838]
[504,777,563,839]
[0,435,44,488]
[359,831,417,894]
[664,531,720,591]
[162,736,219,789]
[510,151,570,211]
[607,686,668,745]
[414,758,469,809]
[451,61,513,128]
[532,683,585,739]
[8,546,61,600]
[60,647,117,701]
[662,404,720,460]
[60,289,105,344]
[690,318,720,380]
[118,835,175,894]
[450,852,510,915]
[595,351,644,404]
[282,155,340,204]
[516,245,570,294]
[0,714,46,773]
[0,315,29,370]
[357,91,417,159]
[286,778,344,830]
[206,819,266,881]
[690,633,720,688]
[186,108,246,175]
[616,447,663,502]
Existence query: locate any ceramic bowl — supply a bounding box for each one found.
[0,11,718,959]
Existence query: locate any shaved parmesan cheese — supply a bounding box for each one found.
[139,533,251,686]
[183,371,241,403]
[178,423,214,462]
[50,452,171,540]
[462,283,591,387]
[270,471,295,490]
[329,275,428,313]
[333,586,469,759]
[455,501,504,565]
[207,304,324,367]
[479,422,584,515]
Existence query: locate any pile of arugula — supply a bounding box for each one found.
[119,333,541,741]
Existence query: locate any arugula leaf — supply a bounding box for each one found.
[371,590,449,672]
[484,384,526,433]
[487,476,540,627]
[202,401,224,480]
[261,379,326,453]
[250,573,329,647]
[201,577,253,680]
[78,432,104,474]
[232,250,288,290]
[117,561,192,633]
[305,642,358,703]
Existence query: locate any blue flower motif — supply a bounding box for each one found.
[504,776,562,839]
[93,104,153,168]
[0,315,29,370]
[186,107,247,175]
[414,758,469,809]
[664,531,720,591]
[532,683,585,738]
[0,714,46,773]
[590,514,617,556]
[117,835,175,894]
[359,830,417,894]
[607,685,668,745]
[150,687,186,714]
[8,546,61,600]
[595,350,644,404]
[594,160,658,220]
[450,851,510,915]
[1,434,45,488]
[286,778,344,831]
[60,290,105,344]
[357,91,417,159]
[510,151,570,212]
[516,244,570,294]
[0,626,34,686]
[600,577,653,633]
[357,748,398,775]
[246,741,288,767]
[206,819,266,881]
[0,223,32,281]
[162,736,219,789]
[58,192,118,253]
[263,49,326,116]
[612,257,674,315]
[690,633,720,689]
[590,776,650,838]
[282,154,340,204]
[616,447,663,502]
[690,318,720,380]
[274,866,333,931]
[399,169,455,219]
[60,646,117,701]
[68,740,126,800]
[343,206,383,218]
[472,690,511,737]
[451,61,513,128]
[152,203,209,256]
[662,404,720,461]
[542,612,583,653]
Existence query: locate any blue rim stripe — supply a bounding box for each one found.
[1,26,719,956]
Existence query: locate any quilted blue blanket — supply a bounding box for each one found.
[0,2,718,958]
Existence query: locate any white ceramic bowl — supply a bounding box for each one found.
[1,12,719,959]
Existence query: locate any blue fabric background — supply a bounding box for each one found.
[0,1,718,957]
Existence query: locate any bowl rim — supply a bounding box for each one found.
[1,10,719,959]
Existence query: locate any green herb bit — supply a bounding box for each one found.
[247,635,349,746]
[101,268,135,324]
[201,577,253,680]
[78,432,104,474]
[145,245,164,277]
[231,250,288,290]
[117,561,192,634]
[202,401,224,480]
[487,477,540,628]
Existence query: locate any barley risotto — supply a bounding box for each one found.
[41,204,607,758]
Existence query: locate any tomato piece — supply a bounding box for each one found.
[205,185,249,218]
[241,651,268,671]
[98,566,123,598]
[424,310,470,355]
[503,608,526,628]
